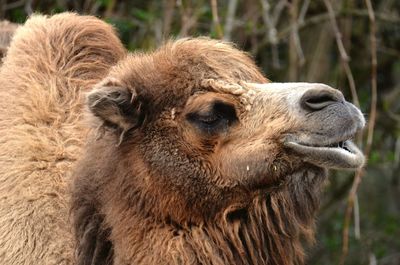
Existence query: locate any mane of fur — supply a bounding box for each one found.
[0,13,125,264]
[167,182,322,265]
[73,137,325,265]
[180,170,324,265]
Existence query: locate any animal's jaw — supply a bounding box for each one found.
[284,140,364,169]
[283,130,364,169]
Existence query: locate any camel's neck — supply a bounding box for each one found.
[111,169,326,265]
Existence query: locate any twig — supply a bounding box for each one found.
[224,0,238,41]
[277,9,399,42]
[395,137,400,166]
[290,0,309,67]
[105,0,116,18]
[177,0,196,37]
[298,0,310,24]
[162,0,175,38]
[323,0,349,60]
[83,0,93,13]
[347,8,399,23]
[271,0,287,26]
[210,0,223,39]
[323,0,360,108]
[343,63,359,108]
[90,2,101,15]
[260,0,282,69]
[378,253,400,264]
[353,193,360,239]
[339,168,363,265]
[369,253,377,265]
[154,19,163,46]
[293,29,305,66]
[24,0,33,15]
[364,0,378,157]
[259,8,399,57]
[72,0,80,11]
[288,0,300,81]
[339,0,378,264]
[4,0,26,10]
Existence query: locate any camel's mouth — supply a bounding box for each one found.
[284,137,365,169]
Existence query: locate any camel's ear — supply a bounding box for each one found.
[87,80,144,133]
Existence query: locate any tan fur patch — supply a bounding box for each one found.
[0,13,125,264]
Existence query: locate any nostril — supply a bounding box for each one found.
[301,90,341,111]
[305,95,336,110]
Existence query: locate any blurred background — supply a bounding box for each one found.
[0,0,399,264]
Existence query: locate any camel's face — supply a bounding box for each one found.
[250,82,365,169]
[86,38,364,222]
[176,81,365,190]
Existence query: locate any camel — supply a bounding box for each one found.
[0,13,365,265]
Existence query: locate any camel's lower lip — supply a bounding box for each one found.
[284,140,365,169]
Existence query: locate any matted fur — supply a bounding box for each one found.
[0,12,353,265]
[0,13,125,264]
[71,38,329,265]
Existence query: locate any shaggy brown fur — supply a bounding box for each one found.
[71,39,330,265]
[0,12,363,265]
[0,13,125,264]
[0,20,18,59]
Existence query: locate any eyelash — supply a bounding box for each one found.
[187,102,237,133]
[198,114,220,124]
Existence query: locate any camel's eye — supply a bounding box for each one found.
[187,101,237,133]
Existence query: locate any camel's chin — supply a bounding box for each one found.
[285,140,365,169]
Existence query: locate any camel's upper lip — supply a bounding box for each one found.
[283,134,365,169]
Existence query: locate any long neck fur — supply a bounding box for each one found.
[104,169,325,265]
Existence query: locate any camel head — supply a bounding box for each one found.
[84,37,365,226]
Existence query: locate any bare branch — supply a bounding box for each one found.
[323,0,349,60]
[0,20,18,58]
[369,253,377,265]
[105,0,116,18]
[354,193,360,239]
[89,2,101,15]
[210,0,223,39]
[340,0,378,264]
[162,0,175,38]
[288,0,302,80]
[83,0,93,13]
[224,0,238,41]
[343,63,359,108]
[260,0,282,68]
[4,0,26,11]
[277,9,400,42]
[24,0,33,15]
[298,0,310,24]
[292,23,305,66]
[0,0,5,19]
[364,0,378,157]
[177,0,197,37]
[323,0,360,108]
[271,0,287,26]
[395,137,400,166]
